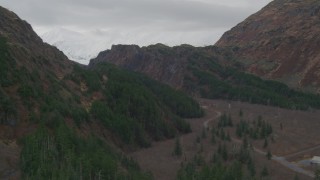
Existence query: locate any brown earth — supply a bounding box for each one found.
[212,99,320,156]
[216,0,320,92]
[89,44,236,91]
[131,99,319,180]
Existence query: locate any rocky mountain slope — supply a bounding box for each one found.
[216,0,320,92]
[0,6,203,179]
[90,44,198,89]
[0,7,73,77]
[90,43,320,110]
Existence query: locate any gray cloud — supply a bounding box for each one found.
[1,0,271,63]
[2,0,271,31]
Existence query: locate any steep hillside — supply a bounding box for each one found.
[0,7,72,79]
[90,44,189,89]
[216,0,320,92]
[0,6,203,179]
[0,6,73,139]
[90,44,320,110]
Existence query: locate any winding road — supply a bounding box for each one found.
[207,109,316,178]
[132,100,317,179]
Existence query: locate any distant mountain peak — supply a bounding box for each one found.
[41,28,109,64]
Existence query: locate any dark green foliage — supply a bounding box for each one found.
[199,143,204,153]
[217,129,230,142]
[201,128,207,139]
[1,37,206,179]
[20,123,152,180]
[238,146,251,164]
[177,158,244,180]
[260,166,269,177]
[247,158,256,177]
[217,143,228,161]
[219,128,226,140]
[0,90,17,125]
[91,100,150,146]
[15,67,45,109]
[2,31,204,179]
[18,84,36,99]
[0,37,16,86]
[242,136,249,149]
[173,137,183,157]
[239,109,243,117]
[86,64,203,146]
[177,135,259,179]
[71,107,89,127]
[263,138,268,148]
[236,120,249,138]
[226,132,231,141]
[0,56,201,178]
[266,150,272,160]
[141,76,204,118]
[218,113,233,128]
[73,65,101,92]
[211,133,216,144]
[188,57,320,110]
[316,169,320,180]
[18,83,40,107]
[94,63,202,118]
[236,117,273,140]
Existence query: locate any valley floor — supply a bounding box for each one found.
[131,99,320,180]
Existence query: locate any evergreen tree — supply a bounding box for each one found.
[266,150,272,160]
[247,158,256,177]
[226,132,231,142]
[211,126,216,135]
[260,166,269,177]
[239,109,243,117]
[263,138,268,148]
[236,124,242,137]
[227,114,233,127]
[220,128,226,140]
[315,169,320,180]
[242,136,249,149]
[201,128,207,139]
[211,133,216,145]
[199,143,204,153]
[173,137,183,157]
[222,144,228,161]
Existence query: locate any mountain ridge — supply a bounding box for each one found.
[0,6,203,179]
[216,0,320,92]
[2,1,320,178]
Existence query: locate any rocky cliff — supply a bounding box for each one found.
[216,0,320,92]
[90,44,189,89]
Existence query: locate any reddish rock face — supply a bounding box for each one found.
[90,44,191,89]
[216,0,320,92]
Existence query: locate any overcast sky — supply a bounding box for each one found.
[1,0,272,63]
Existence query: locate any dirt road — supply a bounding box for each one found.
[131,99,315,180]
[232,136,315,178]
[130,103,220,180]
